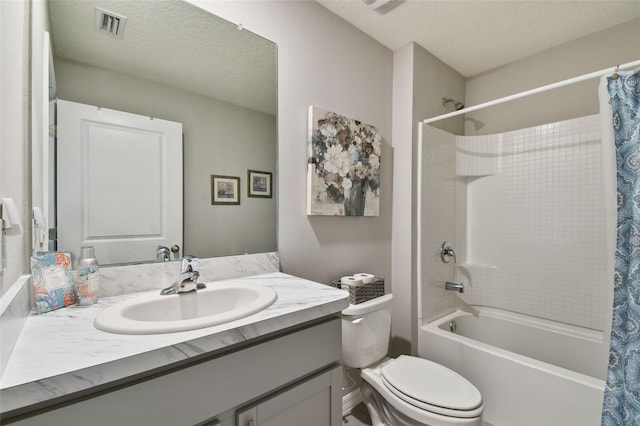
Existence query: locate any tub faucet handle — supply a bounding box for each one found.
[440,241,457,264]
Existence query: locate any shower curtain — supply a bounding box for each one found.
[601,70,640,426]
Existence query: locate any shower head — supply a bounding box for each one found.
[442,97,465,111]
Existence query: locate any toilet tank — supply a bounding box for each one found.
[341,294,393,368]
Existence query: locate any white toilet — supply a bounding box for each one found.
[341,294,483,426]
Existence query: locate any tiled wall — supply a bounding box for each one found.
[419,126,458,324]
[422,115,609,331]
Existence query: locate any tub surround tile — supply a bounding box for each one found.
[423,116,608,330]
[0,272,348,418]
[458,116,607,330]
[420,126,457,323]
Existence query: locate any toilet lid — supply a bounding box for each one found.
[381,356,482,412]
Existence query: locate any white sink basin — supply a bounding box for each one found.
[94,283,278,334]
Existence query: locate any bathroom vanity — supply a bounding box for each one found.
[0,271,349,425]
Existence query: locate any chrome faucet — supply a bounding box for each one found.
[160,255,206,295]
[444,281,464,293]
[156,245,171,262]
[440,241,457,264]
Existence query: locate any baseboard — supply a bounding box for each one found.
[342,389,363,416]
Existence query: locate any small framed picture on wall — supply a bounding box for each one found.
[211,175,240,205]
[247,170,272,198]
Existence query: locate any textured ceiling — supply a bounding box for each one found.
[48,0,640,112]
[316,0,640,77]
[48,0,277,115]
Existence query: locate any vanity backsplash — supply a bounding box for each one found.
[99,252,280,297]
[0,252,280,376]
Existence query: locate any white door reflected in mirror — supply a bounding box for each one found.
[56,100,183,264]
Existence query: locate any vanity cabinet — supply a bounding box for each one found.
[236,366,341,426]
[7,318,342,426]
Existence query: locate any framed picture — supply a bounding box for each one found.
[211,175,240,205]
[247,170,272,198]
[306,106,381,216]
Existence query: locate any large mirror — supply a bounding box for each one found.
[32,0,277,265]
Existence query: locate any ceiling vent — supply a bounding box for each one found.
[94,7,127,39]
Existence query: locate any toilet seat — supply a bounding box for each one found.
[380,355,483,419]
[362,356,484,426]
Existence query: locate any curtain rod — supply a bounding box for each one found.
[423,59,640,125]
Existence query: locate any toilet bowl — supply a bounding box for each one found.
[341,294,483,426]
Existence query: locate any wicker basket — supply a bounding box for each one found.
[330,277,385,305]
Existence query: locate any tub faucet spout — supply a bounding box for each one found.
[445,281,464,293]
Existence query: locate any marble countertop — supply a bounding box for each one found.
[0,272,349,418]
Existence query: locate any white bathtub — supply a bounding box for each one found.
[418,306,607,426]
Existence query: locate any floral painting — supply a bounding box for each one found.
[307,106,381,216]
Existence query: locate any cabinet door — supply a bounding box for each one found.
[237,365,342,426]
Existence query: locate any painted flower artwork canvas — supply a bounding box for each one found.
[307,106,381,216]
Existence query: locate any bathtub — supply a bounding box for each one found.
[418,306,607,426]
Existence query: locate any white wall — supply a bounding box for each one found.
[465,18,640,136]
[392,43,465,354]
[54,59,277,258]
[0,0,30,296]
[193,1,394,287]
[391,44,415,355]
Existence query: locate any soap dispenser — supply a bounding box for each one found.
[74,246,99,305]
